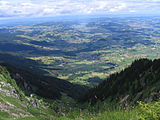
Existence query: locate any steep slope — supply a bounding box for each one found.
[0,63,88,100]
[0,59,141,120]
[0,65,56,120]
[80,58,160,105]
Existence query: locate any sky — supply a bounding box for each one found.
[0,0,160,18]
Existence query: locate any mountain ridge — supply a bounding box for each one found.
[0,62,88,100]
[80,58,160,105]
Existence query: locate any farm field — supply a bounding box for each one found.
[1,16,160,86]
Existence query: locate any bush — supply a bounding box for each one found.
[138,101,160,120]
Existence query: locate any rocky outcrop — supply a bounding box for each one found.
[0,81,19,98]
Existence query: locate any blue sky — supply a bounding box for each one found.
[0,0,160,18]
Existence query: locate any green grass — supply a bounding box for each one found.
[138,101,160,120]
[0,66,139,120]
[94,109,138,120]
[16,117,46,120]
[48,107,138,120]
[0,61,158,120]
[0,111,12,120]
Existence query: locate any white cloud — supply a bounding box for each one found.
[109,3,127,12]
[0,0,159,18]
[0,1,9,5]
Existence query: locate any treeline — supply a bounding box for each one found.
[80,58,160,105]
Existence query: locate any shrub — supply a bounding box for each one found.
[138,101,160,120]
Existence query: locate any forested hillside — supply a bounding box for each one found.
[80,59,160,105]
[1,59,160,120]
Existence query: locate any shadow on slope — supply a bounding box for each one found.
[0,53,88,100]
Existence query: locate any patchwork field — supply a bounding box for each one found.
[1,16,160,86]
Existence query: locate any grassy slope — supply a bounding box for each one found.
[0,65,139,120]
[3,60,159,120]
[0,66,56,120]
